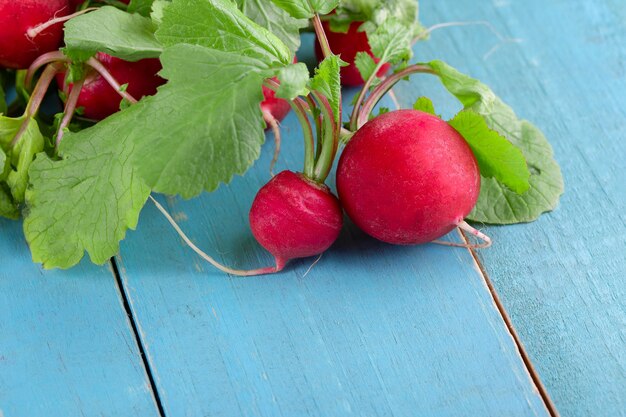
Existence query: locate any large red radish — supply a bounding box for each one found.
[337,110,484,245]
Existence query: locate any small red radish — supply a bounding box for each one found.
[261,85,291,125]
[0,0,70,69]
[249,170,343,271]
[150,171,343,276]
[337,110,482,245]
[56,52,164,120]
[315,21,391,87]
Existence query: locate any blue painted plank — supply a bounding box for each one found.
[0,219,160,417]
[402,1,626,416]
[114,37,550,417]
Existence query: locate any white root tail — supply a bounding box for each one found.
[263,110,281,177]
[149,195,279,276]
[27,8,98,39]
[432,221,492,249]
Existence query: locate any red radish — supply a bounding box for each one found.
[337,110,483,245]
[56,52,164,120]
[149,171,343,276]
[249,170,343,271]
[0,0,70,69]
[315,21,391,86]
[261,85,291,124]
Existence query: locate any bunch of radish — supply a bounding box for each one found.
[1,0,562,273]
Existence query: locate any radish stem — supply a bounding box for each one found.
[27,8,97,39]
[311,92,337,182]
[55,77,85,148]
[25,51,71,88]
[357,64,434,129]
[312,14,332,58]
[86,57,138,104]
[11,62,62,148]
[149,196,281,276]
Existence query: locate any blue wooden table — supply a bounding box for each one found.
[2,0,625,416]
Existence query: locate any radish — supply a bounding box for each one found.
[337,110,490,246]
[150,170,343,276]
[56,52,164,120]
[315,21,391,87]
[0,0,70,69]
[249,170,343,271]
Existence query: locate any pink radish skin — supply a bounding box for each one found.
[337,110,481,245]
[261,85,291,124]
[0,0,70,69]
[250,170,343,270]
[56,52,164,120]
[315,21,391,87]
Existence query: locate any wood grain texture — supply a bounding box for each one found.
[0,219,160,417]
[114,36,549,416]
[401,1,626,416]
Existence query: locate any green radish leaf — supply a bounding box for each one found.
[329,0,420,34]
[24,147,150,269]
[63,6,163,62]
[0,183,19,220]
[24,45,272,269]
[276,63,310,100]
[355,18,413,83]
[236,0,308,53]
[269,0,338,19]
[427,60,564,224]
[0,116,44,203]
[309,55,343,123]
[150,0,169,24]
[157,0,291,66]
[354,52,377,82]
[449,110,530,194]
[127,0,157,16]
[412,96,436,115]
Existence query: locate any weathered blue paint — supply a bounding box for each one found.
[114,36,549,417]
[0,219,160,417]
[404,1,626,416]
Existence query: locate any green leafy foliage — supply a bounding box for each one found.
[329,0,420,34]
[0,116,44,204]
[355,18,413,82]
[24,0,289,268]
[449,110,530,194]
[276,63,310,100]
[269,0,338,19]
[236,0,308,53]
[309,55,343,123]
[412,96,436,115]
[63,6,162,62]
[127,0,157,16]
[156,0,291,66]
[427,60,564,223]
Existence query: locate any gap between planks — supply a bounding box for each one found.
[459,229,561,417]
[109,258,167,417]
[107,234,559,417]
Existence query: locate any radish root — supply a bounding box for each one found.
[263,110,281,177]
[55,77,85,148]
[432,220,492,249]
[27,8,97,39]
[149,195,281,276]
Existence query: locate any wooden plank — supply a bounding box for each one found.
[114,38,550,416]
[0,219,160,417]
[403,0,626,416]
